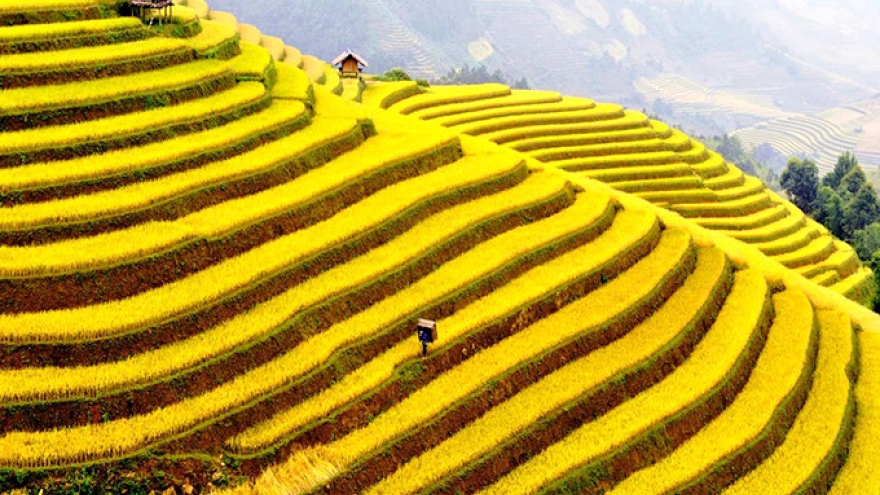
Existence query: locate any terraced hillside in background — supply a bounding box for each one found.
[1,2,880,495]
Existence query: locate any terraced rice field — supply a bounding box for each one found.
[364,83,872,303]
[732,115,860,175]
[1,2,880,495]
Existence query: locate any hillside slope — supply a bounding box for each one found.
[0,2,879,495]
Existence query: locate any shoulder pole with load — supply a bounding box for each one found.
[416,318,437,359]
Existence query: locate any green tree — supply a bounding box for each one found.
[839,166,869,195]
[844,183,880,236]
[852,223,880,261]
[780,157,819,213]
[822,150,859,190]
[814,186,846,239]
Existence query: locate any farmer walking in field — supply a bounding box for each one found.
[417,318,437,359]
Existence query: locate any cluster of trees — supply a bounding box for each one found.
[781,152,880,309]
[706,135,781,191]
[432,65,529,89]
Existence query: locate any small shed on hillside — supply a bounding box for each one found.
[333,50,369,78]
[131,0,173,24]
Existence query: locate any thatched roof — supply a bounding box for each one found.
[332,50,369,68]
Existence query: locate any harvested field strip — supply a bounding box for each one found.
[272,63,311,102]
[237,23,262,45]
[714,211,805,243]
[451,104,626,137]
[283,45,302,68]
[429,97,596,128]
[721,309,856,495]
[0,97,312,198]
[827,331,880,495]
[704,167,745,190]
[774,236,835,269]
[671,192,773,218]
[693,205,788,231]
[753,226,820,256]
[0,18,145,53]
[410,90,562,120]
[0,150,522,342]
[301,55,326,84]
[507,127,660,153]
[713,177,766,201]
[476,269,770,495]
[208,10,237,31]
[0,37,193,87]
[578,164,696,183]
[360,81,421,110]
[481,111,649,144]
[0,59,232,125]
[229,41,274,84]
[228,207,659,453]
[184,19,239,59]
[388,84,512,115]
[0,81,272,169]
[555,152,683,172]
[607,289,816,495]
[260,36,284,61]
[0,191,611,466]
[326,231,696,495]
[0,174,573,403]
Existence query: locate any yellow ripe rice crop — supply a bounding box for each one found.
[0,95,306,193]
[0,0,116,12]
[229,206,657,453]
[359,81,420,109]
[721,309,855,495]
[508,127,660,153]
[0,17,142,43]
[527,137,691,163]
[704,167,745,189]
[713,209,805,244]
[322,63,342,94]
[0,186,604,466]
[713,176,766,201]
[208,10,238,31]
[607,288,815,495]
[363,247,728,495]
[271,62,312,101]
[388,84,513,115]
[579,164,693,182]
[409,90,563,120]
[753,226,820,256]
[450,103,626,136]
[672,192,773,218]
[0,148,517,342]
[552,151,680,172]
[827,331,880,495]
[0,59,229,115]
[428,97,596,128]
[609,176,704,194]
[183,19,237,55]
[693,205,788,231]
[481,111,649,144]
[0,173,571,403]
[0,37,188,73]
[228,41,273,81]
[333,231,698,495]
[0,81,268,156]
[477,269,768,495]
[773,236,835,268]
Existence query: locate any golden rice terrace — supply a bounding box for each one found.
[1,1,879,494]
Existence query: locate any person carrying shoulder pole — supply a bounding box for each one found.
[417,318,437,359]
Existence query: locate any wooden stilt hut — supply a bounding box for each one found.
[333,50,369,79]
[131,0,173,25]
